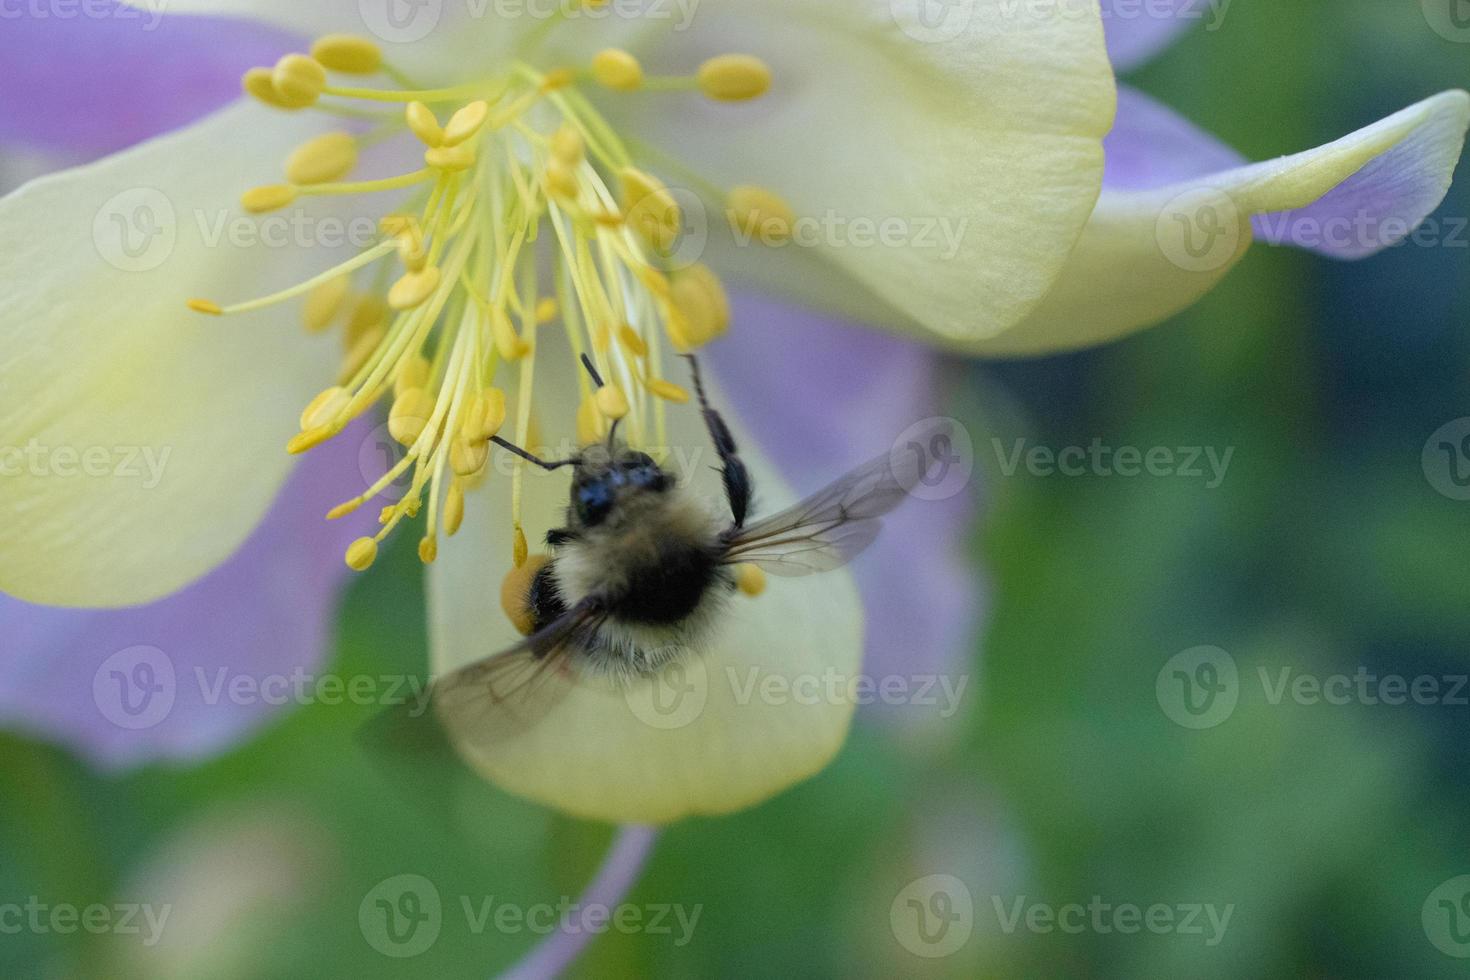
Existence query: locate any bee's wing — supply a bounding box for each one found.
[721,420,950,576]
[430,594,609,741]
[361,594,607,800]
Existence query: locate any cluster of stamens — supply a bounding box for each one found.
[189,29,797,574]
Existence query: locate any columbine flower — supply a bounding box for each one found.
[0,0,1464,830]
[1,0,1118,821]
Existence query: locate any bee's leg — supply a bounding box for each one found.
[682,354,750,530]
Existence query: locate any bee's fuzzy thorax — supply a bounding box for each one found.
[551,487,733,678]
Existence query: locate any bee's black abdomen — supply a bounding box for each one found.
[528,562,568,636]
[617,544,722,625]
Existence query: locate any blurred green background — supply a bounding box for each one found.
[4,2,1470,977]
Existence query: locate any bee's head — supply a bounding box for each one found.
[570,445,672,527]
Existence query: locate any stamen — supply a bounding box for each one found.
[285,132,359,185]
[302,276,352,331]
[345,537,379,571]
[443,101,491,146]
[735,563,767,597]
[595,384,630,421]
[727,185,795,243]
[273,54,328,107]
[241,184,298,214]
[696,55,772,102]
[591,49,644,92]
[406,101,444,146]
[215,38,787,575]
[311,35,383,75]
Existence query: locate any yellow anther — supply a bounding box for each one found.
[727,185,795,244]
[443,100,490,146]
[616,324,648,357]
[735,562,767,597]
[388,266,442,310]
[490,308,531,360]
[272,53,327,106]
[540,68,576,91]
[396,227,428,272]
[379,214,419,238]
[287,425,335,455]
[389,387,436,446]
[645,378,690,403]
[425,143,476,172]
[394,354,432,397]
[595,384,630,421]
[535,298,559,324]
[311,34,383,75]
[326,499,362,520]
[418,537,438,564]
[467,388,507,441]
[513,526,530,567]
[636,265,671,299]
[500,553,549,635]
[347,294,388,339]
[243,67,301,110]
[577,392,607,445]
[187,298,222,316]
[590,49,643,91]
[544,160,579,201]
[300,386,349,430]
[241,184,298,214]
[668,263,730,349]
[550,125,585,167]
[620,167,681,251]
[345,537,379,572]
[591,321,612,352]
[590,206,624,227]
[697,54,772,102]
[302,275,351,332]
[285,131,358,186]
[405,101,444,147]
[444,480,466,537]
[339,324,385,383]
[451,437,489,477]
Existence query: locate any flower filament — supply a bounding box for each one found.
[192,37,793,573]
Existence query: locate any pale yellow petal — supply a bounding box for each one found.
[0,103,346,605]
[976,90,1470,356]
[428,356,862,824]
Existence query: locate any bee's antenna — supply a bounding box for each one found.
[490,436,580,471]
[580,353,622,448]
[579,353,605,388]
